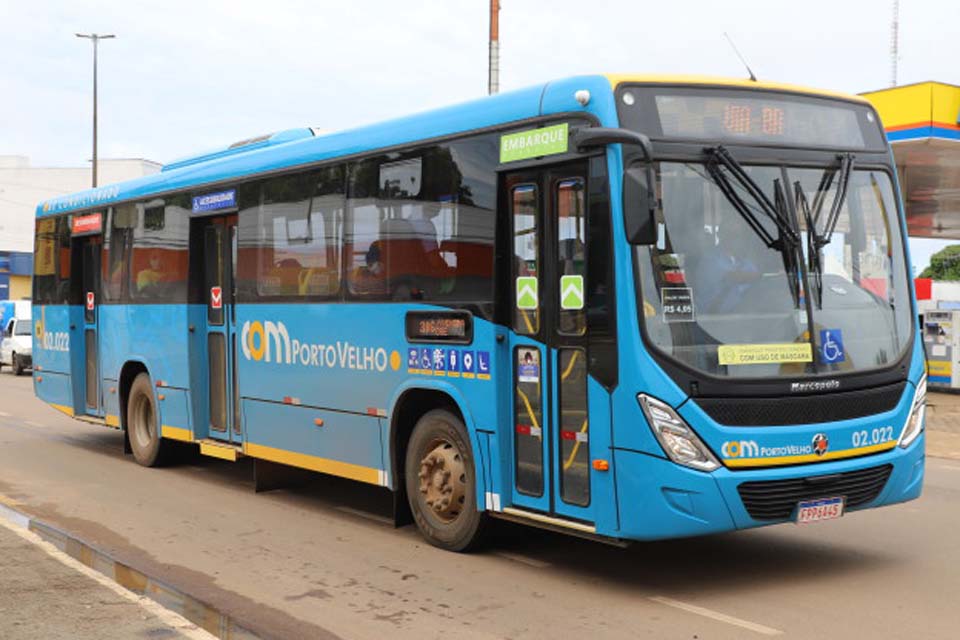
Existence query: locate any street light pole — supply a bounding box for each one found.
[76,33,115,188]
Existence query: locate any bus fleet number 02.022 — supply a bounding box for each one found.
[852,426,895,448]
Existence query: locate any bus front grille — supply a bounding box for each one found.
[737,464,893,521]
[695,381,907,426]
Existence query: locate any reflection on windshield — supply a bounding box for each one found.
[637,162,911,379]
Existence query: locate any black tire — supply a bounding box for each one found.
[405,409,487,552]
[12,353,24,376]
[126,372,169,467]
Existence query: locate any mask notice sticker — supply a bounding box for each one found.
[661,287,695,323]
[718,343,813,366]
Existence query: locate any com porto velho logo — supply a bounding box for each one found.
[239,320,401,372]
[721,440,760,458]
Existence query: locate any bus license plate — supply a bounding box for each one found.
[796,497,844,524]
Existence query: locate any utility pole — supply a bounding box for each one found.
[488,0,500,94]
[76,32,115,188]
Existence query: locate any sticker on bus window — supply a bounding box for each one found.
[560,275,584,310]
[518,348,540,383]
[500,123,569,163]
[819,329,845,364]
[516,277,538,310]
[718,343,813,366]
[661,287,694,323]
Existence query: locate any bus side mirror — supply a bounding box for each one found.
[623,165,657,245]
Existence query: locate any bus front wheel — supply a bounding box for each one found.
[127,373,169,467]
[405,409,486,552]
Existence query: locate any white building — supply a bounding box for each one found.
[0,155,160,300]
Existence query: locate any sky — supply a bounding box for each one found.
[2,0,958,270]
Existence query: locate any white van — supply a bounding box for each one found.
[0,307,32,376]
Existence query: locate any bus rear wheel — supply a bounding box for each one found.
[405,409,486,552]
[127,373,169,467]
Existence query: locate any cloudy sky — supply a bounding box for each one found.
[2,0,957,269]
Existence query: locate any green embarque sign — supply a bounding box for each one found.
[500,123,569,163]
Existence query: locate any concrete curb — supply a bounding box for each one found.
[0,496,258,640]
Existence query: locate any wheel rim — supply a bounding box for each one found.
[417,438,467,523]
[131,392,155,452]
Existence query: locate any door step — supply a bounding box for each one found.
[492,507,628,548]
[199,439,243,462]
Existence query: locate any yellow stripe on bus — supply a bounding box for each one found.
[243,442,382,486]
[50,403,74,417]
[160,425,193,442]
[105,414,120,428]
[724,441,898,468]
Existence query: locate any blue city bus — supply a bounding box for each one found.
[32,75,925,550]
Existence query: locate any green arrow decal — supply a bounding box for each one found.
[560,275,584,310]
[516,276,538,310]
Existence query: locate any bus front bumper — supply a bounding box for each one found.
[612,434,924,541]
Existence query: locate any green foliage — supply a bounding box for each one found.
[920,245,960,280]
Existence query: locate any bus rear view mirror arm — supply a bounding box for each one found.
[570,127,653,161]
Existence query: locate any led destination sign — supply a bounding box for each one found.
[405,311,473,344]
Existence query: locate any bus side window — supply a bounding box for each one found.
[242,167,344,300]
[103,205,135,302]
[130,198,189,302]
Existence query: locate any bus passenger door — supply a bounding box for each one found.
[198,215,239,442]
[504,162,596,523]
[79,235,103,417]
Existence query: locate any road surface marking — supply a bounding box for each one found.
[25,421,43,427]
[0,510,215,640]
[335,506,393,526]
[0,411,11,417]
[493,551,551,569]
[650,596,783,636]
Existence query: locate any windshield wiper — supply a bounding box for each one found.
[704,146,802,304]
[705,146,799,248]
[794,153,855,306]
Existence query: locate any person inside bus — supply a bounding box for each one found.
[350,241,389,296]
[136,250,165,293]
[687,227,760,314]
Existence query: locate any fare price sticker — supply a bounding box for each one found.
[661,287,695,323]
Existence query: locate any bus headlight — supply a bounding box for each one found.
[898,374,926,449]
[638,394,720,472]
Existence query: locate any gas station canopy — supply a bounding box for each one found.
[862,82,960,239]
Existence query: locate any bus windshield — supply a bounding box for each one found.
[636,161,912,379]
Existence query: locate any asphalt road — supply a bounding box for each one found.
[0,372,957,639]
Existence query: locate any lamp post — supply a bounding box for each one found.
[76,33,115,188]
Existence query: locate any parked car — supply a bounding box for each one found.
[0,315,32,375]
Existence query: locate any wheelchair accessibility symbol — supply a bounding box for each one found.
[819,329,845,364]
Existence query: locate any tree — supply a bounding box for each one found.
[920,244,960,280]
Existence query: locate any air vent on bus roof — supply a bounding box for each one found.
[161,128,317,172]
